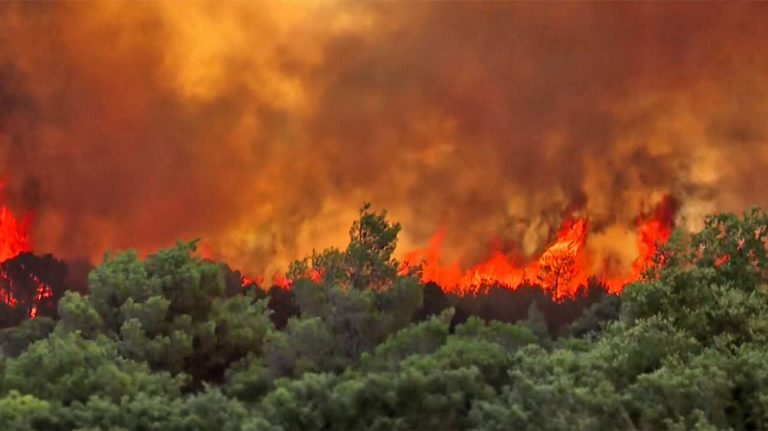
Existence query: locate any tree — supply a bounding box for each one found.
[622,210,768,346]
[2,332,184,404]
[290,203,404,291]
[537,248,578,298]
[346,203,402,291]
[525,300,550,344]
[0,390,56,430]
[0,253,69,328]
[3,206,768,430]
[0,317,55,358]
[270,204,423,378]
[61,240,273,388]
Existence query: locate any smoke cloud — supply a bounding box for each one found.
[0,2,767,275]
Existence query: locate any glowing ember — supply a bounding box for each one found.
[309,269,322,283]
[273,274,292,290]
[241,275,257,287]
[0,272,18,308]
[28,273,53,319]
[239,268,321,290]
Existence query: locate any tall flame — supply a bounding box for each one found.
[0,179,50,318]
[0,180,32,262]
[601,197,676,293]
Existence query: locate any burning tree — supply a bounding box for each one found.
[536,247,579,299]
[0,182,70,327]
[0,253,68,327]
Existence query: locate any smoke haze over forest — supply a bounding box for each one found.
[1,2,767,277]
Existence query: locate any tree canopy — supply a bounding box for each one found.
[2,205,768,429]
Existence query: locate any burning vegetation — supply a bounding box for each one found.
[0,171,671,329]
[0,200,767,429]
[402,196,676,298]
[2,3,768,427]
[0,181,66,324]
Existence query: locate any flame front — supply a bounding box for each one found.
[403,200,674,299]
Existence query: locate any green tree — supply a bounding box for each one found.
[290,203,404,291]
[0,390,56,430]
[346,203,402,291]
[0,317,55,358]
[2,332,184,404]
[61,240,273,387]
[623,210,768,346]
[269,205,423,378]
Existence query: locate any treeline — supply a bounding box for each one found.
[1,205,768,430]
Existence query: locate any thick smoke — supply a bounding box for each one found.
[0,2,767,276]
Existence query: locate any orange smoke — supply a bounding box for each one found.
[1,3,768,279]
[402,199,674,299]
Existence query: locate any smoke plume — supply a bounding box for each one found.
[1,2,767,276]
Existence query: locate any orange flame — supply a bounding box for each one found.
[227,200,673,299]
[28,273,53,319]
[0,179,52,318]
[273,274,292,290]
[239,266,321,290]
[600,197,676,293]
[403,199,674,299]
[0,180,32,262]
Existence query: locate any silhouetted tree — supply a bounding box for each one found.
[0,253,68,328]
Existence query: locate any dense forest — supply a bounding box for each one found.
[2,205,768,430]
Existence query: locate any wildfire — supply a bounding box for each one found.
[267,269,321,290]
[235,200,674,298]
[28,272,53,319]
[0,179,52,318]
[402,199,675,299]
[0,180,32,262]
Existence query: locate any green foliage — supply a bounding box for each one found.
[61,240,273,387]
[360,309,453,372]
[265,276,423,379]
[346,203,402,290]
[525,300,550,344]
[467,210,768,430]
[292,203,404,291]
[3,207,768,429]
[264,317,339,378]
[0,317,55,358]
[564,293,620,338]
[623,209,768,346]
[224,355,272,402]
[259,373,337,430]
[454,317,539,354]
[0,390,55,430]
[56,292,103,339]
[2,332,183,404]
[268,206,423,379]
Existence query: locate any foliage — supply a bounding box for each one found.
[1,207,768,429]
[63,240,273,388]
